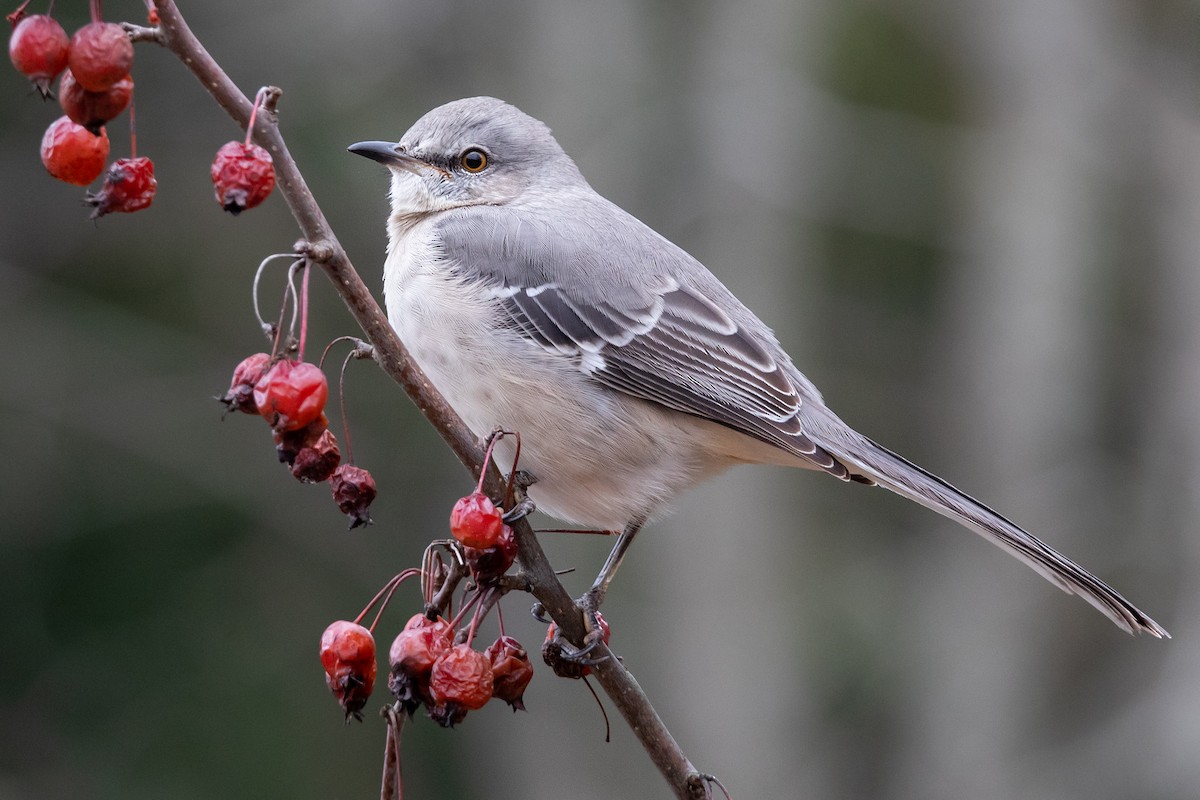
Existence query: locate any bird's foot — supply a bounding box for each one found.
[532,593,614,679]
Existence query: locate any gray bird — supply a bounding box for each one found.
[350,96,1166,639]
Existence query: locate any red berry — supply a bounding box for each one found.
[84,156,156,219]
[330,464,377,529]
[68,22,133,93]
[9,14,69,97]
[485,635,533,711]
[40,115,108,186]
[463,523,516,582]
[387,614,453,714]
[319,620,377,720]
[429,644,493,713]
[219,353,271,415]
[253,359,328,432]
[450,492,504,549]
[211,141,275,214]
[59,69,132,134]
[291,428,341,483]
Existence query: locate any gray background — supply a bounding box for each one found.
[2,1,1197,798]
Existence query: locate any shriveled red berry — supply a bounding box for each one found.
[388,614,453,714]
[330,464,377,529]
[463,523,516,582]
[319,620,377,721]
[9,14,69,97]
[59,69,131,134]
[429,643,493,713]
[450,492,504,549]
[219,353,271,416]
[485,635,533,712]
[211,140,275,215]
[84,156,156,219]
[292,428,341,483]
[253,359,328,432]
[40,115,108,185]
[68,22,133,93]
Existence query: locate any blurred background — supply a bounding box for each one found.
[2,0,1197,797]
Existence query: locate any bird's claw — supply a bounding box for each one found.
[539,596,613,679]
[502,495,536,524]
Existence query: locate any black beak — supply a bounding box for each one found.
[348,140,402,164]
[348,140,437,177]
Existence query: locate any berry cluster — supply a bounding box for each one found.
[318,557,535,727]
[317,438,549,731]
[9,1,153,211]
[222,349,377,527]
[9,2,275,218]
[221,258,377,527]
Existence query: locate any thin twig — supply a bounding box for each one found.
[148,2,709,796]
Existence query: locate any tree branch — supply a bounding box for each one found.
[147,1,709,797]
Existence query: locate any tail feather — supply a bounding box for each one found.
[806,417,1168,638]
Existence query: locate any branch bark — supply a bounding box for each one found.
[147,2,709,797]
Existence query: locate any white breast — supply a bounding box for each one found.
[382,218,746,529]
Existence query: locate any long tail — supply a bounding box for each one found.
[804,414,1168,638]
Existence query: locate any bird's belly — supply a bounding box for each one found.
[387,273,733,529]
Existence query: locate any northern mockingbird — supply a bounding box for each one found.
[350,96,1166,639]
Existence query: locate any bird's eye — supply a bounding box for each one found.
[459,148,488,173]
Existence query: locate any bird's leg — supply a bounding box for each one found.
[537,518,645,677]
[580,518,644,617]
[573,519,645,658]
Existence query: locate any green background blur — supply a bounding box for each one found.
[3,1,1198,798]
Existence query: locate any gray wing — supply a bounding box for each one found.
[434,204,1169,637]
[435,204,861,481]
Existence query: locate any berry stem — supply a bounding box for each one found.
[244,87,266,147]
[353,568,421,632]
[297,258,311,361]
[251,253,294,340]
[446,587,483,634]
[90,0,101,24]
[582,677,613,744]
[317,336,370,464]
[128,91,138,159]
[339,348,357,463]
[380,705,405,800]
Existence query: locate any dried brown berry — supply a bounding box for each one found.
[9,14,69,98]
[59,68,131,134]
[40,115,108,185]
[67,21,133,92]
[211,141,275,214]
[291,428,341,483]
[330,464,377,529]
[485,635,533,712]
[84,156,156,219]
[273,414,328,465]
